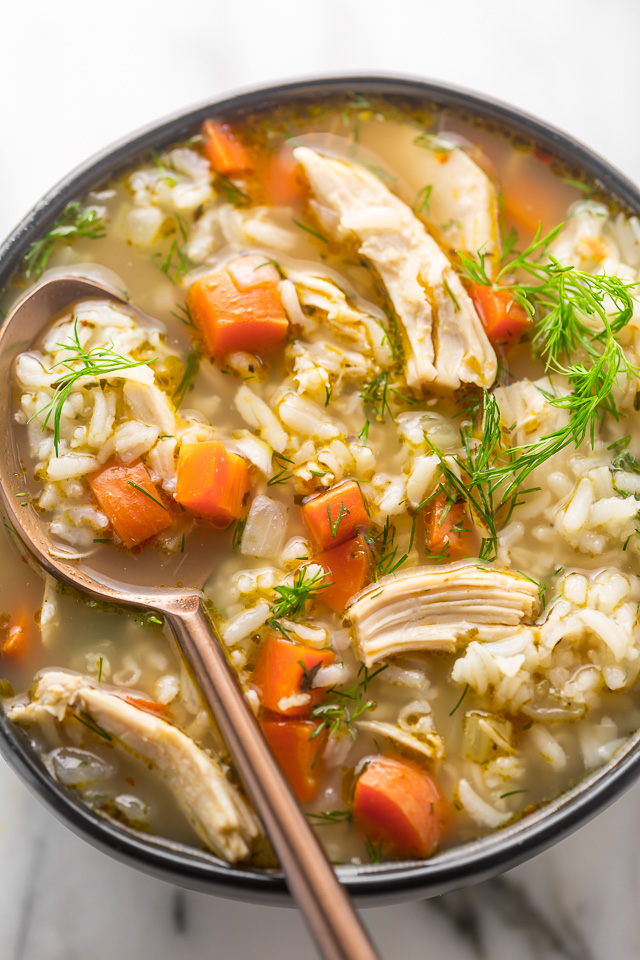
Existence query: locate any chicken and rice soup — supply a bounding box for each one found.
[2,94,640,865]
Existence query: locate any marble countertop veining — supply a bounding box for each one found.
[2,1,640,957]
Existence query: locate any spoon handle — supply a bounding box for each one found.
[165,599,381,960]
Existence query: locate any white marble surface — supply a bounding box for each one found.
[2,1,640,957]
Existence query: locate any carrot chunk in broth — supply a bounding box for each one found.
[1,611,35,662]
[424,492,477,561]
[187,265,289,358]
[261,719,327,802]
[316,535,370,614]
[470,283,532,348]
[353,757,447,858]
[253,635,334,717]
[202,120,252,175]
[89,460,172,548]
[263,147,306,206]
[302,481,369,553]
[175,441,250,527]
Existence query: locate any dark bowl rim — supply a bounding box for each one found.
[1,71,640,904]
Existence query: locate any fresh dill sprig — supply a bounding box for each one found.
[422,392,503,561]
[455,227,640,516]
[360,371,392,422]
[364,835,384,864]
[414,132,453,154]
[31,318,155,455]
[307,809,353,825]
[364,517,410,580]
[472,335,640,505]
[216,173,251,206]
[231,515,247,551]
[270,565,330,622]
[449,683,469,716]
[170,301,196,329]
[70,710,112,741]
[292,218,329,244]
[310,663,388,739]
[360,369,414,425]
[327,501,350,538]
[172,351,200,409]
[24,202,106,280]
[267,452,295,487]
[151,233,193,284]
[415,184,433,215]
[126,481,168,512]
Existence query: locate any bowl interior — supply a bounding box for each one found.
[2,74,640,904]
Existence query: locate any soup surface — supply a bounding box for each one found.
[2,93,640,867]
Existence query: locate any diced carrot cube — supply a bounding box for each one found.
[500,150,571,238]
[424,492,477,561]
[1,612,34,662]
[89,460,172,549]
[263,147,306,206]
[175,441,250,527]
[316,535,370,614]
[302,481,369,553]
[470,283,532,348]
[261,719,327,802]
[202,120,252,176]
[252,634,334,717]
[187,261,289,358]
[353,757,447,859]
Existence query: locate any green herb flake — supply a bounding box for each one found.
[126,481,168,512]
[449,684,469,717]
[25,203,106,280]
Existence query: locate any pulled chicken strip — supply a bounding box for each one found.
[347,563,540,666]
[9,670,261,862]
[293,146,497,392]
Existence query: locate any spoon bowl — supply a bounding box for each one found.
[0,274,381,960]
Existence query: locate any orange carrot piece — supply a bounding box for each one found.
[118,695,168,717]
[1,613,34,662]
[175,441,250,527]
[424,492,477,561]
[187,268,289,358]
[470,283,532,348]
[261,719,327,802]
[353,757,447,859]
[316,535,370,614]
[500,149,574,239]
[202,120,252,176]
[264,147,306,206]
[252,634,334,717]
[302,481,369,553]
[89,460,172,549]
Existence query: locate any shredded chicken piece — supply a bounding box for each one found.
[407,134,499,264]
[293,146,497,391]
[291,274,393,366]
[347,563,540,666]
[494,377,569,448]
[356,718,444,762]
[8,671,260,862]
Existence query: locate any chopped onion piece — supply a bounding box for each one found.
[240,496,289,560]
[462,711,515,764]
[49,747,114,785]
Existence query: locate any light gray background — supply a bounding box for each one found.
[1,2,639,957]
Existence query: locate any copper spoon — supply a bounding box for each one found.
[0,275,381,960]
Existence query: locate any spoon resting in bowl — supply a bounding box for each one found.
[0,275,381,960]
